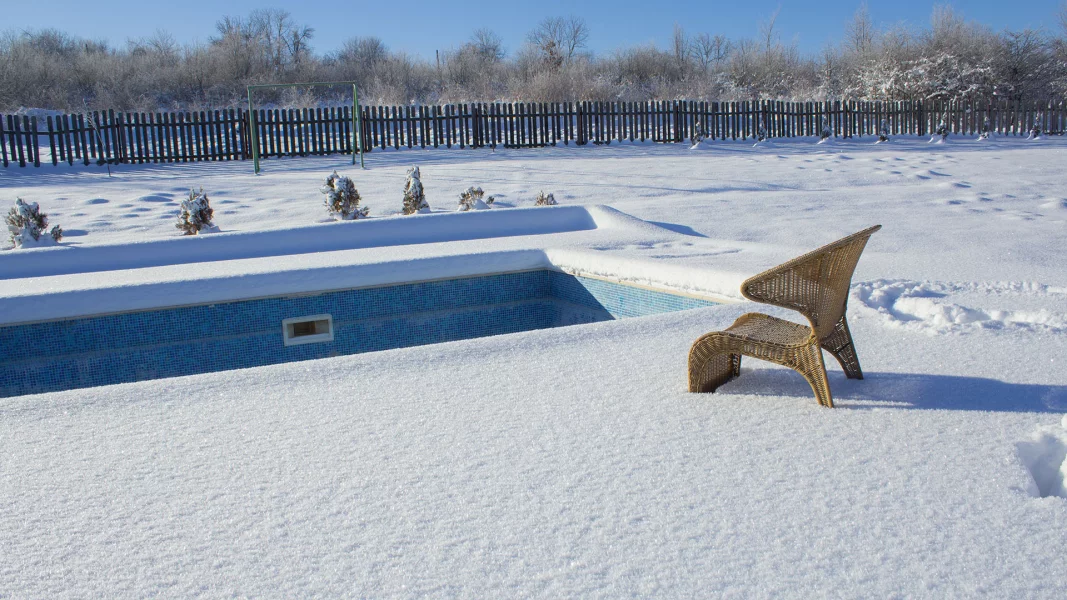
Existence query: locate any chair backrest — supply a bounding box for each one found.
[740,225,881,339]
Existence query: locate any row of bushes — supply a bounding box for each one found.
[3,6,1066,112]
[5,167,561,246]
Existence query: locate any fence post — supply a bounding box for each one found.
[0,114,8,168]
[28,116,40,167]
[577,102,585,145]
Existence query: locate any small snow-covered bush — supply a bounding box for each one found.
[321,171,369,220]
[402,166,430,215]
[534,191,557,206]
[176,188,217,235]
[877,119,890,143]
[690,117,706,147]
[819,117,832,142]
[977,117,991,140]
[1028,116,1042,140]
[458,186,493,211]
[6,198,62,248]
[931,118,948,143]
[756,119,768,143]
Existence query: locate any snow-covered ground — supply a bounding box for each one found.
[2,136,1066,597]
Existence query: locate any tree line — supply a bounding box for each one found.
[1,4,1066,113]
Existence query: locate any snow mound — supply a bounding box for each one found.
[1038,199,1067,213]
[1016,416,1067,499]
[852,279,1067,334]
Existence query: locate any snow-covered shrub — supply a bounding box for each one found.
[877,119,890,143]
[402,166,430,215]
[321,171,369,220]
[6,198,62,248]
[534,191,557,206]
[977,117,991,140]
[458,186,493,211]
[690,117,706,148]
[931,118,949,143]
[756,118,768,143]
[819,117,832,143]
[176,188,217,235]
[1028,115,1042,140]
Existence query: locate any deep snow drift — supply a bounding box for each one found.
[1,136,1066,597]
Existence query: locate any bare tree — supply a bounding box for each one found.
[819,43,844,96]
[334,37,388,66]
[146,30,179,60]
[760,5,782,51]
[846,3,875,57]
[211,15,258,80]
[527,16,589,64]
[995,29,1055,100]
[248,9,314,72]
[672,24,691,73]
[471,29,505,61]
[691,33,731,70]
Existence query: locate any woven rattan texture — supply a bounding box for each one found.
[688,225,881,407]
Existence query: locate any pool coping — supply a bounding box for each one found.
[0,206,749,327]
[0,263,737,328]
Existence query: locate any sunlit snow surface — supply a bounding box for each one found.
[1,136,1066,597]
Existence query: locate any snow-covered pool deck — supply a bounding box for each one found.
[0,205,745,324]
[0,207,733,396]
[1,138,1066,597]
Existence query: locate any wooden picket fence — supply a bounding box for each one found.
[2,98,1064,168]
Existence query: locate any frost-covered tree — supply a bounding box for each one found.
[535,191,557,206]
[6,198,62,248]
[321,171,369,220]
[527,16,588,66]
[458,186,493,211]
[176,188,216,235]
[877,119,890,142]
[402,166,429,215]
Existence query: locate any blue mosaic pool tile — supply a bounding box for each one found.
[0,269,717,397]
[551,271,717,318]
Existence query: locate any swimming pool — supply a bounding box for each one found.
[0,269,717,397]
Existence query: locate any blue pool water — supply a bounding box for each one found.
[0,270,717,397]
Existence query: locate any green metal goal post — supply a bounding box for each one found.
[246,81,364,174]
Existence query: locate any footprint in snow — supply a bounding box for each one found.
[1016,416,1067,498]
[852,279,1067,335]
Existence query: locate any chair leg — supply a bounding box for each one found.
[821,316,864,380]
[688,334,740,393]
[795,343,834,408]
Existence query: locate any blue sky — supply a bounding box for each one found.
[5,0,1065,59]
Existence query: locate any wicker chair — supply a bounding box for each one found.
[687,225,881,407]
